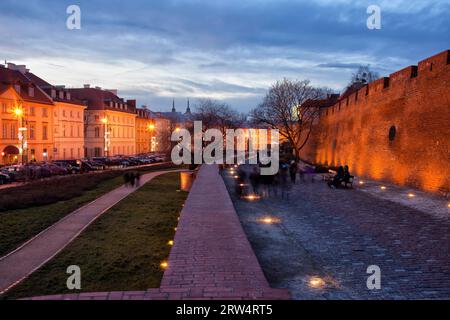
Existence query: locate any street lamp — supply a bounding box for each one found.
[14,106,27,165]
[147,122,155,152]
[101,117,110,157]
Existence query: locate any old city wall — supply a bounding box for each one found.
[300,50,450,194]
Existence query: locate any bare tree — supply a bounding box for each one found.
[194,98,246,133]
[250,79,331,159]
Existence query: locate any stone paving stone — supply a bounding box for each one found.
[223,165,450,299]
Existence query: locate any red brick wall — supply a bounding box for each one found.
[300,50,450,194]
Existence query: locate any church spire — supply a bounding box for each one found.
[171,98,176,112]
[185,98,191,114]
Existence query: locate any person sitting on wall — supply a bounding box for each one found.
[328,166,345,189]
[343,165,354,186]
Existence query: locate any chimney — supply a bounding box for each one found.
[95,86,102,90]
[83,84,90,88]
[106,89,118,95]
[127,99,136,109]
[7,63,29,74]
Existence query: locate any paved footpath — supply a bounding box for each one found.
[0,169,180,295]
[22,165,290,300]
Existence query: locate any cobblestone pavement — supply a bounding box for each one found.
[222,165,450,299]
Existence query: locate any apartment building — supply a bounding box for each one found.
[0,64,55,164]
[68,86,137,158]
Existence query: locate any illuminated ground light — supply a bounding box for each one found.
[244,194,261,201]
[380,186,387,190]
[358,181,364,185]
[239,183,246,187]
[174,227,177,231]
[167,240,174,246]
[407,193,415,198]
[160,261,169,269]
[234,175,239,179]
[308,276,326,289]
[447,203,450,208]
[258,217,281,224]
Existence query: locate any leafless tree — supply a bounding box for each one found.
[194,98,246,133]
[250,79,332,159]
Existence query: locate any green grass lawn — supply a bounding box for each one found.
[3,172,187,300]
[0,163,180,257]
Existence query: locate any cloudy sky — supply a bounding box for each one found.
[0,0,448,112]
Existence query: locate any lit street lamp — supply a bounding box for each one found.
[14,106,27,165]
[101,117,110,157]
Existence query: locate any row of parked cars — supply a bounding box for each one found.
[0,154,166,184]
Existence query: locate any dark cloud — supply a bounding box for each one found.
[0,0,448,112]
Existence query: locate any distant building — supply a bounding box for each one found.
[68,86,136,158]
[135,106,153,154]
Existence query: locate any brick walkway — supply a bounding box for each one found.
[21,165,290,300]
[0,169,180,295]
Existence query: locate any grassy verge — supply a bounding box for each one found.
[0,163,180,257]
[3,172,187,300]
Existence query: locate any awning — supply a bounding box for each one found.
[3,145,20,155]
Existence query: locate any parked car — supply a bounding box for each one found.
[53,160,81,174]
[0,172,11,185]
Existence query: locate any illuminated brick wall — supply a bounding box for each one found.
[300,50,450,194]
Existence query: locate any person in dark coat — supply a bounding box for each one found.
[328,166,345,189]
[289,161,298,184]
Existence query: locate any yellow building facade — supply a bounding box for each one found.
[0,84,54,165]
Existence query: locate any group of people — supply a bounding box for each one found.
[123,171,141,187]
[233,160,354,200]
[327,165,353,189]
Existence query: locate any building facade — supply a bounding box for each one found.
[135,107,154,154]
[299,50,450,194]
[0,64,55,164]
[68,86,136,158]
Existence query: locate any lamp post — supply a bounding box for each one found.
[147,122,155,152]
[101,117,110,157]
[14,106,27,165]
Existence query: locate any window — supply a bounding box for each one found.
[42,108,48,117]
[29,123,35,140]
[2,103,6,113]
[51,89,56,98]
[2,123,7,138]
[28,87,35,97]
[70,110,73,118]
[14,84,21,94]
[94,147,101,157]
[389,126,397,142]
[29,106,35,116]
[95,115,100,122]
[70,126,73,137]
[63,110,66,117]
[42,124,48,140]
[94,127,100,138]
[67,92,71,100]
[11,123,16,139]
[59,91,64,99]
